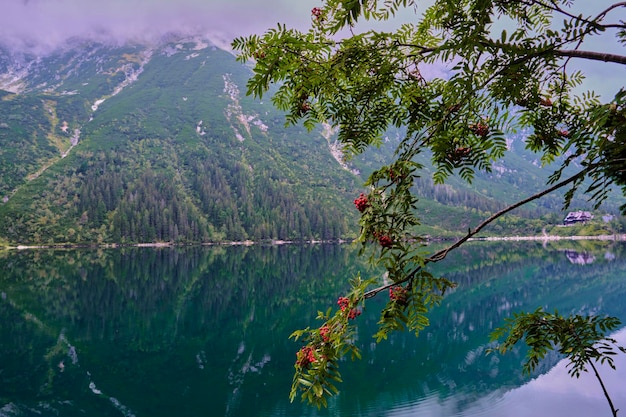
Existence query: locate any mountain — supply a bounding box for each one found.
[0,36,360,245]
[0,35,622,246]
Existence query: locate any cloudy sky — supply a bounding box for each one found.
[0,0,320,50]
[0,0,623,97]
[1,0,622,51]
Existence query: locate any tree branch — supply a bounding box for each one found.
[554,49,626,65]
[363,164,596,299]
[427,164,595,263]
[530,0,626,29]
[596,2,626,22]
[588,359,620,417]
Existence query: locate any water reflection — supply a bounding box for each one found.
[387,328,626,417]
[0,241,625,416]
[564,250,596,265]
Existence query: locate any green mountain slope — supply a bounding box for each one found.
[0,38,359,245]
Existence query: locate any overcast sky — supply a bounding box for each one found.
[0,0,320,51]
[1,0,622,51]
[0,0,623,97]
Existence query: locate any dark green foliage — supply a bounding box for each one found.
[492,309,626,378]
[491,309,626,417]
[0,95,57,197]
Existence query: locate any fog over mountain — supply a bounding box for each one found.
[2,0,623,99]
[0,0,317,53]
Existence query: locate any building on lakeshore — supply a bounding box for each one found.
[563,211,593,226]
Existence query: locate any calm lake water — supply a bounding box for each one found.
[1,241,626,417]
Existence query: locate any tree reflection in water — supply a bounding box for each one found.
[0,241,625,416]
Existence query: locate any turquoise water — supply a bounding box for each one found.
[1,241,625,416]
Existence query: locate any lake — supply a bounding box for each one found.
[1,241,626,416]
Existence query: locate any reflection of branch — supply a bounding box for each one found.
[364,164,596,299]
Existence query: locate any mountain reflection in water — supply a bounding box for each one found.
[0,241,625,416]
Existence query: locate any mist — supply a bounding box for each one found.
[1,0,622,99]
[0,0,318,53]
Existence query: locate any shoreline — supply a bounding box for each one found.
[3,238,353,251]
[2,234,626,251]
[468,234,626,242]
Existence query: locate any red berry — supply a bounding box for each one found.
[469,122,489,137]
[311,7,322,17]
[347,308,361,320]
[448,146,472,164]
[378,235,393,248]
[540,98,553,107]
[337,296,350,311]
[320,325,330,342]
[296,346,317,367]
[354,193,369,212]
[389,168,405,181]
[389,286,408,305]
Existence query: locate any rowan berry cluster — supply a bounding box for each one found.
[296,346,317,367]
[389,286,408,305]
[540,97,553,107]
[337,296,350,311]
[373,232,393,248]
[388,168,406,182]
[337,296,361,319]
[447,147,471,163]
[300,102,311,114]
[469,122,489,137]
[319,325,330,342]
[347,308,361,319]
[354,193,369,212]
[311,7,322,18]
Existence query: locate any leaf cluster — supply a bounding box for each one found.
[374,269,454,342]
[233,0,626,408]
[234,0,626,198]
[288,275,373,407]
[491,308,626,378]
